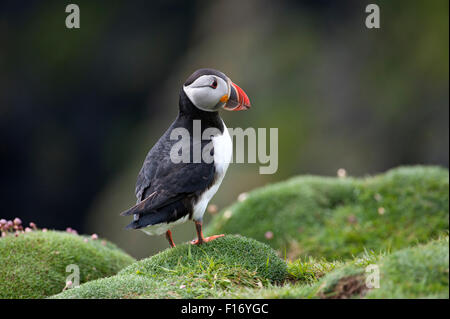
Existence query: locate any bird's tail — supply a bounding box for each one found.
[120,198,150,217]
[124,199,188,230]
[125,210,168,229]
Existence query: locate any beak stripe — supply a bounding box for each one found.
[223,81,251,111]
[231,82,251,110]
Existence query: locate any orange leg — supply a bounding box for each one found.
[165,230,176,248]
[191,220,224,245]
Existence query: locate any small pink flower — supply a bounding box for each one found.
[179,285,186,289]
[0,219,6,226]
[265,231,274,240]
[29,222,37,230]
[347,215,357,224]
[65,227,78,235]
[63,280,73,291]
[337,168,347,178]
[25,227,32,233]
[223,210,232,219]
[42,228,48,232]
[91,233,98,240]
[207,204,218,214]
[238,192,249,202]
[84,238,89,243]
[13,218,22,226]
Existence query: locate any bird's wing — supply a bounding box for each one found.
[121,157,216,217]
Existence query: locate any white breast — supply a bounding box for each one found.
[192,121,232,221]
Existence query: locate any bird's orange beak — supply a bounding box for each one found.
[223,81,251,111]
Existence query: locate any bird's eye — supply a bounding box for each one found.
[211,79,218,89]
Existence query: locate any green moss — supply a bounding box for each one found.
[0,231,135,298]
[50,275,164,299]
[312,236,449,299]
[51,235,288,299]
[365,236,449,298]
[206,166,449,260]
[238,236,449,299]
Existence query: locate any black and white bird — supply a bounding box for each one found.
[121,68,250,247]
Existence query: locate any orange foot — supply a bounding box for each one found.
[191,234,225,245]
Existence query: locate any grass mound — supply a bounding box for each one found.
[5,165,448,299]
[51,235,288,299]
[364,236,449,298]
[0,230,135,298]
[119,234,287,282]
[205,166,449,260]
[243,236,449,299]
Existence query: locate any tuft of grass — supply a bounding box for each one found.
[287,257,343,284]
[51,235,288,299]
[205,166,449,260]
[0,230,135,298]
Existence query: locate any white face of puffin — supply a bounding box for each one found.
[183,75,230,112]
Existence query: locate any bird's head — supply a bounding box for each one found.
[182,68,251,112]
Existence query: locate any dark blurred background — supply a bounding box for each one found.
[0,0,448,258]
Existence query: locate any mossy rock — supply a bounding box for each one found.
[205,166,449,260]
[51,235,288,299]
[0,231,135,298]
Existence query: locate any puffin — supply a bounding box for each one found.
[121,68,251,247]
